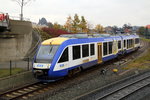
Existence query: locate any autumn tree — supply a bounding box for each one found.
[80,16,87,33]
[42,27,70,37]
[34,28,51,41]
[95,24,104,33]
[64,14,89,33]
[53,22,63,29]
[64,16,73,32]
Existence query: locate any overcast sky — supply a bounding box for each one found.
[1,0,150,27]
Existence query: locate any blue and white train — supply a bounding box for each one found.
[33,33,140,82]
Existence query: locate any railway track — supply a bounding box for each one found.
[0,82,49,100]
[73,71,150,100]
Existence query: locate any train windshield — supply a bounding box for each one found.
[35,45,59,63]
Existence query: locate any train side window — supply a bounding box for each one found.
[137,39,139,44]
[103,42,108,56]
[90,44,95,56]
[129,39,131,48]
[118,41,121,49]
[82,44,89,57]
[73,45,81,60]
[124,40,126,48]
[129,40,130,48]
[131,39,133,47]
[109,42,113,54]
[58,47,68,63]
[127,39,129,49]
[135,38,139,44]
[129,39,132,48]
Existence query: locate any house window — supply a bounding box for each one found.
[73,45,81,60]
[58,47,68,63]
[82,44,89,57]
[118,41,121,49]
[109,42,113,54]
[103,42,108,56]
[90,44,95,56]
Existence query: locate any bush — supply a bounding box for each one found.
[42,27,71,37]
[34,28,52,41]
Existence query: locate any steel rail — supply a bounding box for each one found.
[97,74,150,100]
[73,71,150,100]
[0,81,47,100]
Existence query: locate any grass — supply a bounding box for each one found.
[141,38,150,42]
[0,68,25,78]
[124,38,150,70]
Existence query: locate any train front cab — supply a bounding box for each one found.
[33,37,69,81]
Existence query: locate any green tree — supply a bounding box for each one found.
[138,27,145,35]
[64,16,73,32]
[144,27,150,38]
[34,28,51,41]
[47,22,53,28]
[72,14,80,33]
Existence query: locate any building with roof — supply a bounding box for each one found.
[146,25,150,29]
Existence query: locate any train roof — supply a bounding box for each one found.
[59,33,111,38]
[42,33,139,45]
[42,37,69,45]
[59,33,138,39]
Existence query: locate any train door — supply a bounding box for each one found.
[133,38,135,48]
[97,43,102,63]
[113,39,118,54]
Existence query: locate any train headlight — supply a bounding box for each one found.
[47,64,50,68]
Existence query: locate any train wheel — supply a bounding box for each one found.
[68,67,82,77]
[68,70,74,77]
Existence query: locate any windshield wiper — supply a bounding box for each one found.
[49,46,53,54]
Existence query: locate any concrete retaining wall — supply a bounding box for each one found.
[0,20,33,61]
